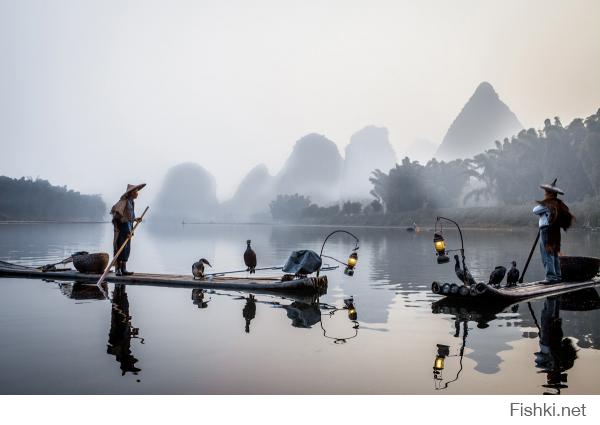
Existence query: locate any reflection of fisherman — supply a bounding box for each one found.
[242,295,256,333]
[534,297,578,394]
[532,179,573,283]
[107,284,141,375]
[110,183,146,276]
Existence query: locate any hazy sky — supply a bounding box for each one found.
[1,0,599,203]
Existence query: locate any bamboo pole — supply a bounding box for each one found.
[519,229,540,283]
[96,206,149,286]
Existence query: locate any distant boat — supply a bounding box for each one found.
[406,223,419,232]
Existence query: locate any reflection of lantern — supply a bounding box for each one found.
[433,344,450,378]
[344,297,358,320]
[348,307,358,321]
[344,252,358,276]
[433,233,449,264]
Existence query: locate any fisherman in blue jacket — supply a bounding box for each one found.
[533,179,573,283]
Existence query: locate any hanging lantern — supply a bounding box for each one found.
[433,233,449,264]
[434,233,446,254]
[344,252,358,276]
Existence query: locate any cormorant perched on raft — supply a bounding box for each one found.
[192,258,212,280]
[244,240,257,274]
[454,254,476,286]
[488,266,507,287]
[506,261,520,287]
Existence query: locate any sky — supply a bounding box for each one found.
[1,0,599,203]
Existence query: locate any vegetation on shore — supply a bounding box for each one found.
[269,195,600,229]
[0,176,106,221]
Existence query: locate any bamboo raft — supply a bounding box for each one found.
[431,278,600,304]
[0,260,328,294]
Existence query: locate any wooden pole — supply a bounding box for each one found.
[96,206,149,286]
[519,229,540,283]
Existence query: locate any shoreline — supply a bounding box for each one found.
[1,220,598,232]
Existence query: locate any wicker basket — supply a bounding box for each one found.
[560,256,600,281]
[72,252,109,274]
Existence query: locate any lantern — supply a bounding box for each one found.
[344,252,358,276]
[433,233,449,264]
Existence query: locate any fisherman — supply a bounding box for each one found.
[532,179,574,283]
[110,183,146,276]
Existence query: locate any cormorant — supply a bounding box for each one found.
[192,258,212,280]
[488,266,507,287]
[454,254,476,285]
[244,240,257,274]
[506,261,520,286]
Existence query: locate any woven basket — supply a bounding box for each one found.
[72,252,109,274]
[560,256,600,281]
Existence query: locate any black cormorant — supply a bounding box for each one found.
[507,261,520,286]
[192,258,212,279]
[454,254,476,285]
[244,240,257,274]
[488,266,507,287]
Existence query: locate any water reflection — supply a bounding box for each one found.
[242,295,256,333]
[107,285,143,377]
[432,322,467,390]
[318,298,360,344]
[58,281,107,301]
[191,288,210,309]
[534,297,578,395]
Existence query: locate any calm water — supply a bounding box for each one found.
[0,222,599,394]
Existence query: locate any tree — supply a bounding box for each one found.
[269,194,311,221]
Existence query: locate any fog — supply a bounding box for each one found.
[1,0,599,205]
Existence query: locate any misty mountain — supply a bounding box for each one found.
[152,162,218,222]
[220,164,275,221]
[340,126,397,200]
[274,133,343,204]
[435,82,523,161]
[0,176,106,221]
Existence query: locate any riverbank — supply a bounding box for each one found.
[2,197,598,230]
[276,197,600,229]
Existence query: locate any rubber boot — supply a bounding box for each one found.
[121,261,134,276]
[115,261,123,276]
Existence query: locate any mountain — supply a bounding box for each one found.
[274,133,343,204]
[340,126,397,200]
[152,162,218,222]
[435,82,523,161]
[220,164,275,221]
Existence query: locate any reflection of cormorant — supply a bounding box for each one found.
[191,288,209,308]
[107,284,142,376]
[534,297,578,395]
[242,294,256,333]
